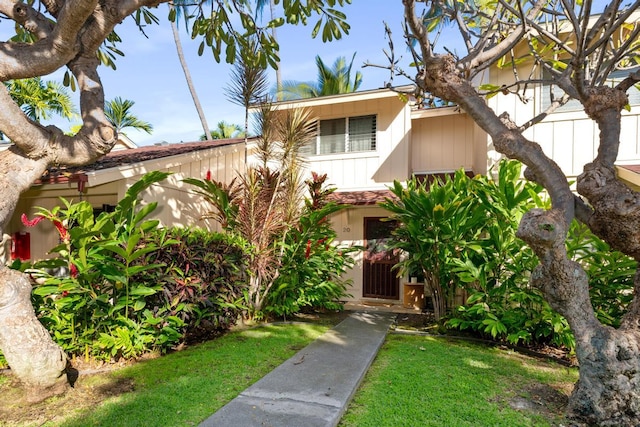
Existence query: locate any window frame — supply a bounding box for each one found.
[306,114,377,156]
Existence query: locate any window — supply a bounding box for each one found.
[541,68,640,113]
[306,115,377,155]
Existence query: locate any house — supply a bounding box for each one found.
[9,75,640,309]
[257,64,640,308]
[260,88,487,308]
[8,138,247,262]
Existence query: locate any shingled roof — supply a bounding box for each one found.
[37,138,247,185]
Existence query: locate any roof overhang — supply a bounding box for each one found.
[617,164,640,190]
[250,85,415,112]
[34,138,248,190]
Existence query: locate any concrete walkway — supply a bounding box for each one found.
[199,311,396,427]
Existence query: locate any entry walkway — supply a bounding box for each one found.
[199,311,396,427]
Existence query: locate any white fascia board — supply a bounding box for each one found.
[85,144,243,187]
[250,86,416,112]
[410,105,464,119]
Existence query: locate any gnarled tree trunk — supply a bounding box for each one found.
[0,268,68,400]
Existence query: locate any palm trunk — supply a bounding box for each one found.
[0,268,68,400]
[169,5,212,141]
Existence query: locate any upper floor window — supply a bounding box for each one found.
[305,115,377,155]
[541,67,640,113]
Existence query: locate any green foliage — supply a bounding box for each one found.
[173,0,352,69]
[383,159,579,350]
[265,190,356,318]
[187,169,355,320]
[21,172,245,361]
[5,77,77,121]
[142,227,247,338]
[380,168,486,319]
[278,53,363,100]
[567,223,637,328]
[105,96,153,135]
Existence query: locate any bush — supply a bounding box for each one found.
[16,172,245,362]
[264,200,356,319]
[141,227,247,341]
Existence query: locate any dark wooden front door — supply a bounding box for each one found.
[363,217,399,299]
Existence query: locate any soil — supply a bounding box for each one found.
[0,310,575,426]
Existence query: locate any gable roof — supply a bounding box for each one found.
[37,138,248,186]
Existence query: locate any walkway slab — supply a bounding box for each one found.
[199,311,395,427]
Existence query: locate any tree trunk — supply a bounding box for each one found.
[569,327,640,426]
[425,272,445,320]
[0,268,68,400]
[170,5,212,141]
[518,207,640,426]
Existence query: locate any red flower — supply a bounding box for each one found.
[52,220,69,242]
[61,291,69,297]
[21,213,45,227]
[305,239,312,259]
[69,263,78,278]
[205,170,212,181]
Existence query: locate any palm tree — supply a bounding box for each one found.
[5,77,76,121]
[199,121,246,140]
[170,3,212,141]
[105,97,153,135]
[278,53,363,100]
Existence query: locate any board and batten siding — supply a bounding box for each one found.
[489,63,640,178]
[301,96,412,190]
[491,89,640,178]
[410,111,482,175]
[8,143,245,262]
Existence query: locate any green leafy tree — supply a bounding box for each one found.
[278,54,363,99]
[384,1,640,424]
[0,0,351,396]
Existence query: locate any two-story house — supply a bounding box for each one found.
[8,76,640,309]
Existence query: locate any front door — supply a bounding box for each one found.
[363,217,399,299]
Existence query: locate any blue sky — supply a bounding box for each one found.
[12,1,610,146]
[80,3,414,146]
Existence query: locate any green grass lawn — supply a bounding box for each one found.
[0,322,331,427]
[339,334,578,427]
[2,320,579,427]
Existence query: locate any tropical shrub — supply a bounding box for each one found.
[380,168,487,320]
[443,161,576,349]
[15,172,245,361]
[141,227,247,340]
[395,160,635,351]
[186,105,356,319]
[383,160,577,349]
[264,173,356,318]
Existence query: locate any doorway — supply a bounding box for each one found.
[362,217,399,299]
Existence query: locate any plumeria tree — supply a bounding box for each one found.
[0,0,351,398]
[387,0,640,424]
